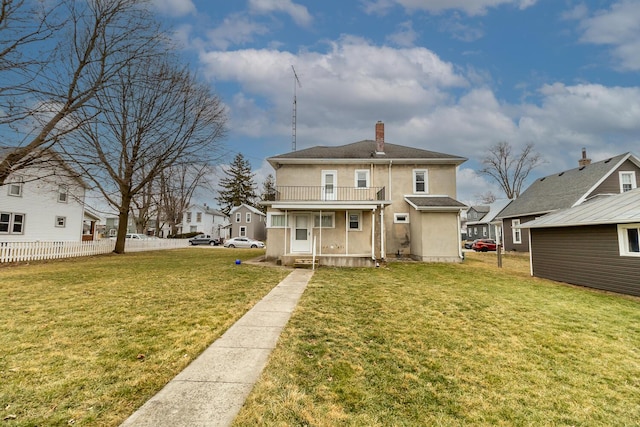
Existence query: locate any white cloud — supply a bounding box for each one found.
[364,0,538,16]
[151,0,196,17]
[387,21,419,47]
[574,0,640,71]
[248,0,313,27]
[206,14,270,50]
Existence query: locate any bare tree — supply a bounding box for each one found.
[62,55,226,253]
[478,142,543,199]
[474,191,497,204]
[0,0,162,185]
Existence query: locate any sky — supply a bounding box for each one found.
[150,0,640,205]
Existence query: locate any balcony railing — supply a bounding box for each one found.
[271,186,386,202]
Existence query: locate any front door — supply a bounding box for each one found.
[291,214,311,253]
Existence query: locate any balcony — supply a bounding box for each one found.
[271,186,386,202]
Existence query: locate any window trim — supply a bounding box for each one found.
[235,212,241,223]
[619,171,637,193]
[413,169,428,194]
[512,219,522,244]
[186,212,192,223]
[8,177,23,197]
[57,185,68,203]
[0,212,25,234]
[618,223,640,257]
[239,226,247,237]
[321,170,337,201]
[246,212,251,223]
[354,169,370,189]
[314,212,335,228]
[55,216,66,228]
[268,213,288,228]
[393,213,410,224]
[348,211,362,231]
[196,212,202,223]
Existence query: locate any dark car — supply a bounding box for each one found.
[464,240,475,249]
[472,239,497,252]
[188,234,220,246]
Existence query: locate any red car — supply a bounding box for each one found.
[472,239,497,252]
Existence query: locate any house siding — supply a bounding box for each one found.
[502,215,536,252]
[229,205,266,241]
[589,159,640,196]
[530,225,640,297]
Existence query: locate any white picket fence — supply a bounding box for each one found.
[0,239,190,263]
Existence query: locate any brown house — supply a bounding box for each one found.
[497,151,640,252]
[520,188,640,297]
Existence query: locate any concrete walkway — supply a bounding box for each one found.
[120,268,314,427]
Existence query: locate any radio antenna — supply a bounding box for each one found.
[291,65,302,151]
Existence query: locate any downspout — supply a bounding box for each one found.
[528,229,533,276]
[457,210,463,260]
[371,209,375,260]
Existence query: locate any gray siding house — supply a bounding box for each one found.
[229,204,266,241]
[497,151,640,252]
[466,200,511,241]
[520,188,640,297]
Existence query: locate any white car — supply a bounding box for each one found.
[223,237,265,248]
[125,233,148,239]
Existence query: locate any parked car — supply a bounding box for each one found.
[223,237,265,249]
[472,239,497,252]
[189,234,220,246]
[463,240,475,249]
[125,233,149,240]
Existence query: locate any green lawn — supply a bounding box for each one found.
[1,251,639,426]
[233,253,640,426]
[0,248,289,426]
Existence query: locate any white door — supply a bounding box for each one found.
[291,214,311,253]
[322,170,337,201]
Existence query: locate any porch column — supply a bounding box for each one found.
[318,210,322,255]
[345,211,349,255]
[380,206,385,259]
[284,210,288,255]
[371,209,375,260]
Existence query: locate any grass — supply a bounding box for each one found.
[0,248,289,426]
[233,252,640,426]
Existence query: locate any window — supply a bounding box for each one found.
[235,212,241,223]
[394,213,409,223]
[348,211,361,231]
[512,219,522,244]
[186,212,192,222]
[618,224,640,256]
[239,226,247,237]
[355,170,370,188]
[0,212,25,234]
[189,225,197,232]
[8,177,23,197]
[55,216,66,227]
[620,171,637,193]
[413,169,428,193]
[314,213,335,228]
[196,212,202,222]
[246,212,251,223]
[58,185,68,203]
[269,214,287,228]
[482,226,487,237]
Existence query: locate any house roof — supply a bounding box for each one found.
[191,204,226,217]
[405,196,467,212]
[497,152,639,219]
[466,199,512,225]
[0,146,88,188]
[229,203,266,216]
[520,188,640,229]
[268,140,467,167]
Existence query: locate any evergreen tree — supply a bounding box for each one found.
[259,173,277,212]
[216,153,257,215]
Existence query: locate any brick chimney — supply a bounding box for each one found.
[375,121,384,153]
[578,147,591,167]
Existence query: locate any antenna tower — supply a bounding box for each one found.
[291,65,301,151]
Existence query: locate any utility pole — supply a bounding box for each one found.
[291,65,301,151]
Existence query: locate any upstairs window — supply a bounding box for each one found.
[186,212,192,222]
[235,212,241,223]
[413,170,428,193]
[620,171,637,193]
[355,170,370,188]
[58,185,68,203]
[8,177,23,197]
[196,212,202,222]
[246,212,251,223]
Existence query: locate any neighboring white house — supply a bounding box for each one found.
[181,204,229,239]
[0,149,94,242]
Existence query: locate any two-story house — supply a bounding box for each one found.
[497,150,640,252]
[262,121,467,267]
[229,204,266,241]
[0,148,96,242]
[181,204,229,240]
[466,200,511,241]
